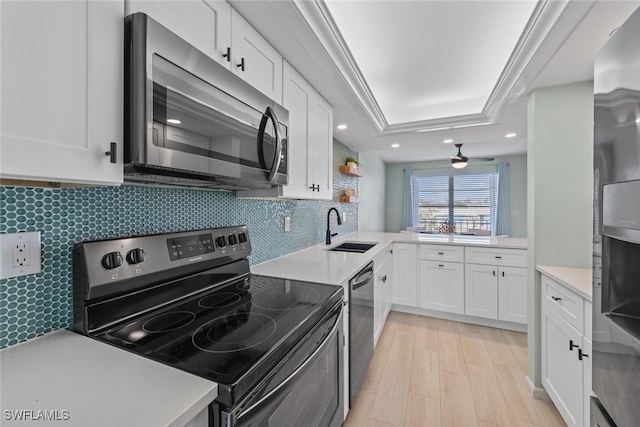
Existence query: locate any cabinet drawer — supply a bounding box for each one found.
[465,247,527,267]
[542,274,585,334]
[592,256,602,279]
[420,244,464,262]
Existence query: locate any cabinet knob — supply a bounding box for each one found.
[105,142,117,164]
[237,57,245,72]
[569,340,579,351]
[223,47,231,62]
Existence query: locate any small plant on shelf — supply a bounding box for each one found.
[345,157,359,169]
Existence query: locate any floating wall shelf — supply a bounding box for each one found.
[339,165,362,177]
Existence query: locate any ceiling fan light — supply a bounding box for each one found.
[452,161,468,169]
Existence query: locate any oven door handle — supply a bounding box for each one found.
[227,302,343,425]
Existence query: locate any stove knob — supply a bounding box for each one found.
[126,248,145,265]
[238,233,247,243]
[216,236,227,248]
[228,235,237,245]
[101,251,123,270]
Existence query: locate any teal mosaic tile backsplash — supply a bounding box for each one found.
[0,140,358,348]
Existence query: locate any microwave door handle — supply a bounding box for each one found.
[263,106,283,183]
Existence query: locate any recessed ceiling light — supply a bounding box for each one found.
[336,124,348,130]
[391,143,400,148]
[167,119,182,125]
[505,133,517,138]
[443,139,454,143]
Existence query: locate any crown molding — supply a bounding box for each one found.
[290,0,594,135]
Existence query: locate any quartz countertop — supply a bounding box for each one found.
[0,330,217,427]
[251,231,527,286]
[537,265,593,302]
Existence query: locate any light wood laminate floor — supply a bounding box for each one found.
[345,312,565,427]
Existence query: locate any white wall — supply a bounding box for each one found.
[358,151,387,232]
[526,81,594,389]
[385,155,527,237]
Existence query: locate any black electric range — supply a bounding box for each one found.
[73,226,344,427]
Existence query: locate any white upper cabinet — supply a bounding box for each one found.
[230,10,282,104]
[237,62,333,200]
[126,1,281,103]
[126,0,231,67]
[1,0,124,185]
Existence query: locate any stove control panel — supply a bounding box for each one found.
[167,233,215,261]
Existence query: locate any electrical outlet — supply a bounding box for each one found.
[284,216,291,232]
[342,212,347,223]
[1,231,41,279]
[12,242,31,267]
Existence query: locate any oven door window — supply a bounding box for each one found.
[151,55,281,174]
[228,307,343,427]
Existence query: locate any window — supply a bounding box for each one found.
[414,172,497,234]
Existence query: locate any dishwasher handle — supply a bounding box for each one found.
[351,262,374,290]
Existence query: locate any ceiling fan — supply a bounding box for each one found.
[451,143,494,169]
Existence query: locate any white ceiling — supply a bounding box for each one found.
[229,0,640,163]
[324,0,538,124]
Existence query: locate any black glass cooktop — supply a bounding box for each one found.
[98,273,342,405]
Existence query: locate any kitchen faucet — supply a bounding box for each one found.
[326,207,343,244]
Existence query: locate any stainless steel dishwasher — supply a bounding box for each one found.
[349,261,374,405]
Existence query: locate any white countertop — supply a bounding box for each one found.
[0,330,217,427]
[252,231,527,285]
[537,265,593,302]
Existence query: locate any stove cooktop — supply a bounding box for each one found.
[98,272,343,406]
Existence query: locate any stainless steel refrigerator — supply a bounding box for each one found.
[592,6,640,427]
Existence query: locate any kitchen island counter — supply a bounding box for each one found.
[0,330,217,427]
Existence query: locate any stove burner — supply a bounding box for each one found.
[142,311,196,333]
[192,313,277,353]
[251,284,321,311]
[198,293,242,309]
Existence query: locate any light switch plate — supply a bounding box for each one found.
[1,231,42,279]
[284,216,291,232]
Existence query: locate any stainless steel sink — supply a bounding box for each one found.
[327,242,378,253]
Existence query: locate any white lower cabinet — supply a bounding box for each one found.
[541,273,592,427]
[342,302,349,419]
[392,243,418,307]
[374,255,391,344]
[419,260,464,314]
[464,264,527,323]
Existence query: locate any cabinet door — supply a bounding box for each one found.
[464,264,498,319]
[384,251,394,320]
[582,337,592,427]
[343,307,349,418]
[308,93,333,200]
[392,244,418,307]
[281,62,312,198]
[498,266,527,324]
[1,0,123,185]
[231,10,282,103]
[126,0,231,67]
[373,264,383,346]
[420,261,465,314]
[541,303,584,427]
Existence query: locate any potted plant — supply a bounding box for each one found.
[345,157,359,169]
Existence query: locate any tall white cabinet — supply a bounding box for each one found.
[1,0,124,185]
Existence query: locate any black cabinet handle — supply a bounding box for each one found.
[223,47,231,62]
[493,270,496,276]
[105,142,117,164]
[309,184,319,192]
[569,340,579,351]
[579,348,589,360]
[438,252,444,255]
[502,271,505,277]
[237,57,245,71]
[438,264,444,267]
[495,256,502,259]
[389,249,393,254]
[551,296,561,302]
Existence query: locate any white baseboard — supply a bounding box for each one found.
[525,375,550,401]
[391,304,528,333]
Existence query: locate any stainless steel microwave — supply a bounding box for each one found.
[124,13,288,190]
